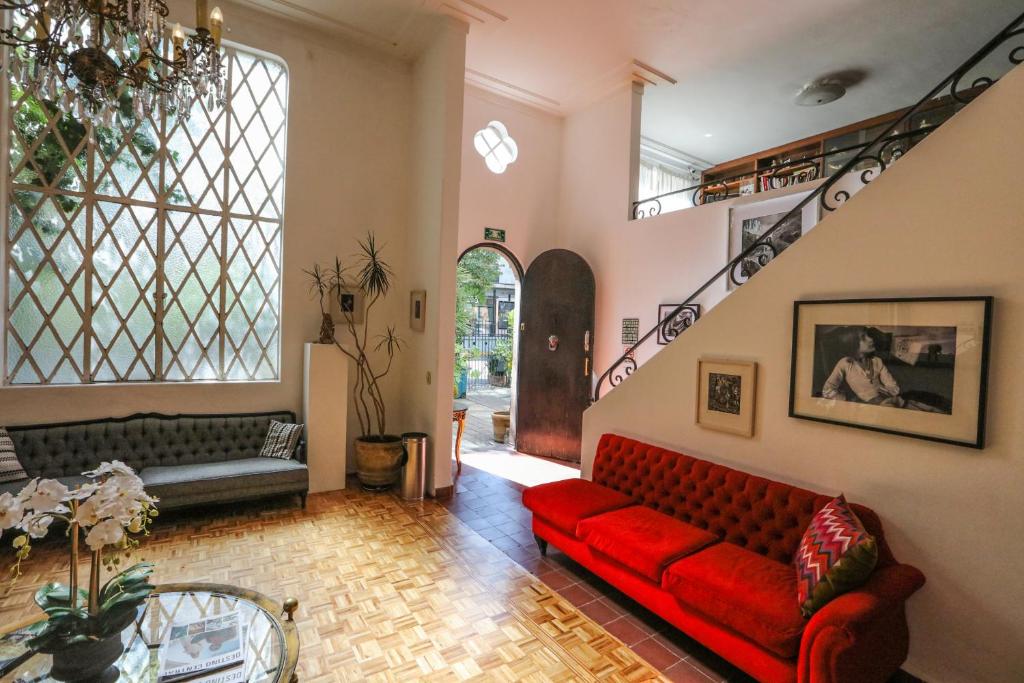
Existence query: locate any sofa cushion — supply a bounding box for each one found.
[141,458,308,503]
[522,479,634,537]
[663,542,806,658]
[578,505,718,582]
[795,495,878,617]
[259,420,303,460]
[0,428,28,483]
[590,433,895,566]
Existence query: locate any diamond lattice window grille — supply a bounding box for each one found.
[3,43,288,385]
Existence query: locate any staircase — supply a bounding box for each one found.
[593,10,1024,402]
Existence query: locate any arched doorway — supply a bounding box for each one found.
[453,244,524,468]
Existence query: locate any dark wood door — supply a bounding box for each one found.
[516,249,595,462]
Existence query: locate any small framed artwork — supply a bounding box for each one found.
[657,304,701,345]
[697,359,757,437]
[409,290,426,332]
[621,318,639,345]
[728,191,819,290]
[333,288,364,325]
[789,297,993,448]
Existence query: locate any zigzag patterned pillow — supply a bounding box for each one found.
[795,495,878,617]
[0,427,29,483]
[258,420,303,460]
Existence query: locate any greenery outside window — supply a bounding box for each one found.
[2,43,288,385]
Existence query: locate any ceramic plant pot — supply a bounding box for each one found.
[354,435,405,490]
[492,410,511,442]
[48,633,124,683]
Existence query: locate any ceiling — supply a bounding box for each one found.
[243,0,1023,164]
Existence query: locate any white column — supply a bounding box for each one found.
[303,343,348,492]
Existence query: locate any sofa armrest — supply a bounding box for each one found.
[295,439,307,464]
[798,564,925,683]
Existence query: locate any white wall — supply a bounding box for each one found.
[400,16,467,494]
[0,1,415,448]
[458,87,564,269]
[581,65,1024,683]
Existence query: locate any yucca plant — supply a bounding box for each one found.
[305,233,403,439]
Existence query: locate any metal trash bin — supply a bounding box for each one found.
[400,432,428,500]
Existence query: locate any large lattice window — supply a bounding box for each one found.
[3,46,288,384]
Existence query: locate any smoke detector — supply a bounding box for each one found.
[794,78,847,106]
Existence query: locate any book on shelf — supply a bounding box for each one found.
[158,612,245,683]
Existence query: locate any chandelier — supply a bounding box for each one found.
[0,0,225,124]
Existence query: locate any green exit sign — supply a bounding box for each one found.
[484,227,506,243]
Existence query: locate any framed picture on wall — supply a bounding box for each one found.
[728,191,819,290]
[657,304,701,345]
[409,290,426,332]
[789,297,993,448]
[697,359,757,437]
[333,288,364,325]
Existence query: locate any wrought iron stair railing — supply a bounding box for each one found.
[594,11,1024,402]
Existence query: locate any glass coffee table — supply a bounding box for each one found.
[1,583,299,683]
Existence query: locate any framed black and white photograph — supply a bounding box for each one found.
[728,191,819,290]
[697,359,757,437]
[657,304,701,345]
[409,290,426,332]
[333,288,364,325]
[789,297,993,448]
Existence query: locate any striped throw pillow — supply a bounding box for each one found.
[795,495,878,617]
[258,420,303,460]
[0,427,29,483]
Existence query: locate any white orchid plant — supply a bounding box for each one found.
[0,461,159,651]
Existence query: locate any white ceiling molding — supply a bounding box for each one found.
[464,68,563,115]
[434,0,508,24]
[632,60,677,86]
[244,0,399,48]
[640,136,712,173]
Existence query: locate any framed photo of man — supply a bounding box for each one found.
[789,297,993,448]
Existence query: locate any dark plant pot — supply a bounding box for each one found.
[49,633,124,683]
[354,435,405,491]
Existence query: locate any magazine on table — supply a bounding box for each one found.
[158,612,245,683]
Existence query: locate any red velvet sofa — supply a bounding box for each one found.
[522,434,925,683]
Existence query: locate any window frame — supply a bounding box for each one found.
[0,36,290,387]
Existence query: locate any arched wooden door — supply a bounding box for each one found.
[516,249,595,462]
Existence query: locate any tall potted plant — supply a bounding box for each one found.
[306,234,405,490]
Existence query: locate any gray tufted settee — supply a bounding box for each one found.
[2,411,308,510]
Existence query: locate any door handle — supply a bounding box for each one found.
[584,357,590,376]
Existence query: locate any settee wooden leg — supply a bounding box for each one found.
[300,494,308,509]
[534,535,548,556]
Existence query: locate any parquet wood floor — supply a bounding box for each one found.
[0,487,665,682]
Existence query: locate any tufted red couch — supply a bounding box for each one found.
[522,434,925,683]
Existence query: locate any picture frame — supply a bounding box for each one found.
[333,288,364,325]
[697,359,757,437]
[789,297,993,448]
[657,304,701,345]
[728,191,819,290]
[409,290,426,332]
